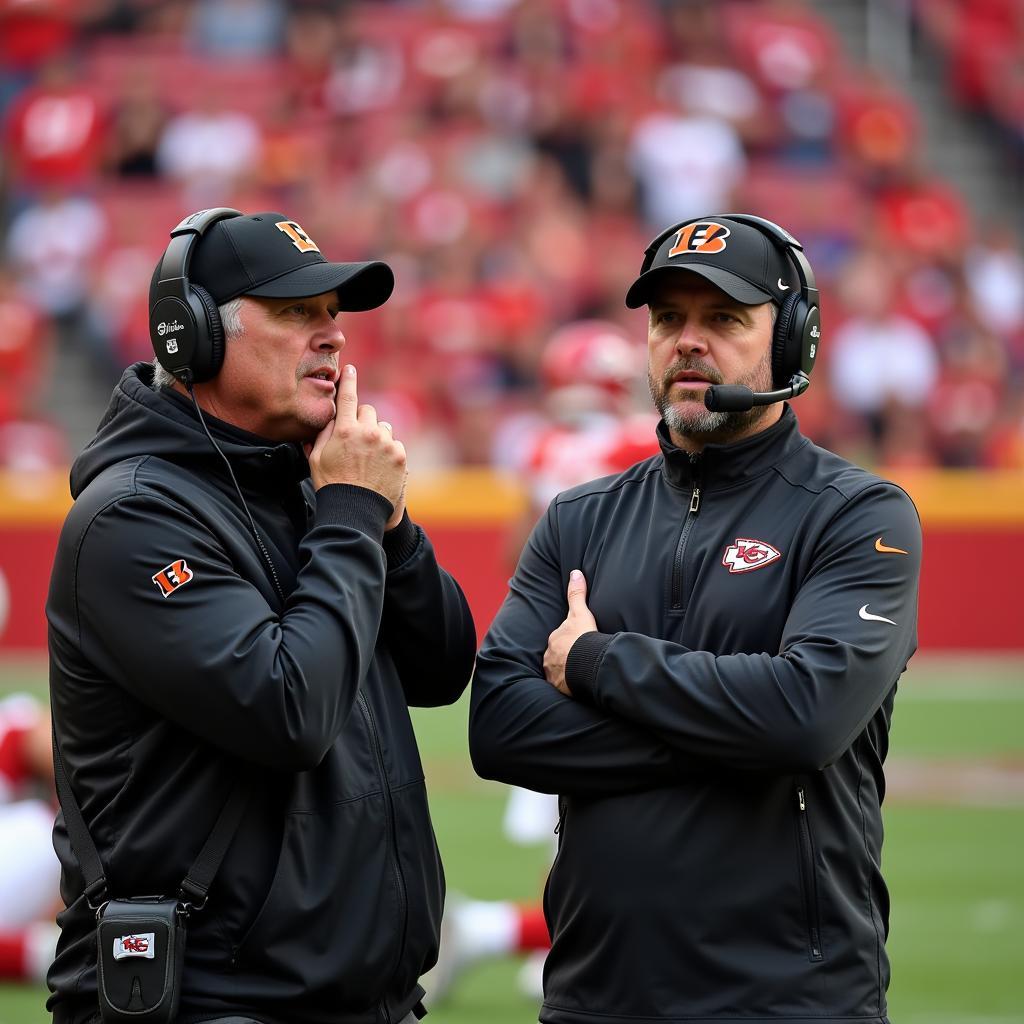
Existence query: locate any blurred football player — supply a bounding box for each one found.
[424,321,658,1005]
[502,319,659,563]
[0,694,60,984]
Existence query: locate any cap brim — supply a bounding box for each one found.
[245,260,395,311]
[625,264,773,309]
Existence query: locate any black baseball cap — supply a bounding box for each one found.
[161,211,395,311]
[625,216,795,309]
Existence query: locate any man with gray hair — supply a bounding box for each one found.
[46,209,476,1024]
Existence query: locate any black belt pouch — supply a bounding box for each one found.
[96,897,186,1024]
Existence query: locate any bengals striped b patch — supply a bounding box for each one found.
[151,559,194,597]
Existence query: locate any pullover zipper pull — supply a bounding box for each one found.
[690,487,701,514]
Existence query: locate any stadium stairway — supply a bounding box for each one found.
[817,0,1023,239]
[43,333,114,459]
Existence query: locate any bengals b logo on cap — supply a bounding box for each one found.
[275,220,320,254]
[668,222,731,257]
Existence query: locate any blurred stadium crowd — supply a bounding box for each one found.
[1,0,1023,475]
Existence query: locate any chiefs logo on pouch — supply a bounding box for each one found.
[668,222,731,257]
[722,538,781,574]
[112,933,155,961]
[151,559,194,597]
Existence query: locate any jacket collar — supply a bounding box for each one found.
[658,404,806,490]
[160,386,310,485]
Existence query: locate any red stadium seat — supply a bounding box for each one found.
[739,162,864,238]
[85,38,288,119]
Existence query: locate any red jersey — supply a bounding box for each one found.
[5,84,104,187]
[521,412,660,507]
[0,695,44,803]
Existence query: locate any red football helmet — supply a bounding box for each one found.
[539,320,642,401]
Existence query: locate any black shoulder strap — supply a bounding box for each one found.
[52,726,109,907]
[177,779,250,908]
[52,722,248,910]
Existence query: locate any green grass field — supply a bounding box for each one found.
[1,654,1021,1024]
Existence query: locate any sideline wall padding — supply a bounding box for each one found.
[1,469,1021,653]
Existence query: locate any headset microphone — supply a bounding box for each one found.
[704,372,810,413]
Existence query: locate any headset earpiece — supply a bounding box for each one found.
[149,207,242,384]
[723,215,820,388]
[188,285,225,383]
[771,292,803,387]
[776,296,822,383]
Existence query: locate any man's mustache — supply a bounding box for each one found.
[297,360,339,382]
[659,360,724,390]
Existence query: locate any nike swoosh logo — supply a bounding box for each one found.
[859,604,897,626]
[778,278,790,291]
[875,537,908,554]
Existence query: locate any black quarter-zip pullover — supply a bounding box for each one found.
[47,364,476,1024]
[471,406,921,1024]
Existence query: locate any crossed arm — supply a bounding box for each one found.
[470,483,921,788]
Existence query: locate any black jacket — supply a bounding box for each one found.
[470,407,920,1024]
[46,364,476,1024]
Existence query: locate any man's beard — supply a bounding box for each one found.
[648,348,774,443]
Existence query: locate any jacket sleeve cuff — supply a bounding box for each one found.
[382,511,421,569]
[315,484,393,543]
[566,631,615,704]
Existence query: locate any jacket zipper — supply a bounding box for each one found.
[358,692,406,1024]
[554,797,566,849]
[796,786,824,962]
[669,484,702,610]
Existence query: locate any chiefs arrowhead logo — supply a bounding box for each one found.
[722,538,781,574]
[668,221,731,257]
[112,932,155,960]
[151,559,194,597]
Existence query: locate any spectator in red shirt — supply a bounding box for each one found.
[724,0,841,97]
[0,265,50,424]
[927,320,1007,466]
[0,0,74,113]
[837,71,919,183]
[874,166,972,262]
[3,54,104,194]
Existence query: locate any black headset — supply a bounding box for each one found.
[638,213,821,391]
[148,206,286,603]
[149,207,243,384]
